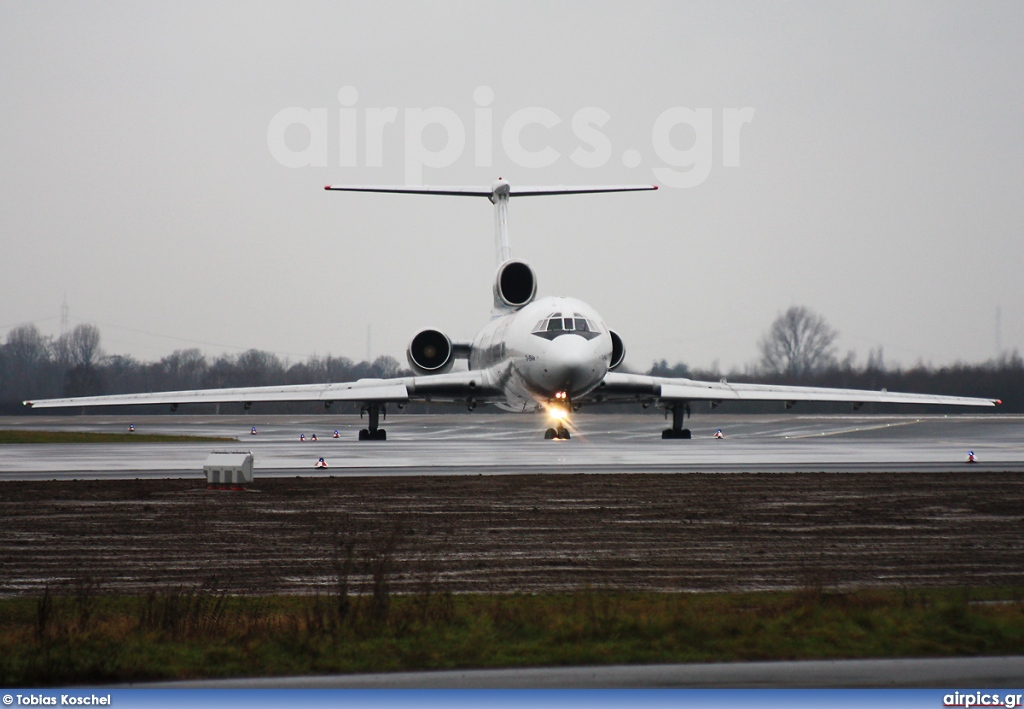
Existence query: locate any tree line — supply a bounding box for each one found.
[1,309,1019,414]
[651,306,1020,414]
[0,323,406,415]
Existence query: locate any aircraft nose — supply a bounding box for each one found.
[542,335,602,394]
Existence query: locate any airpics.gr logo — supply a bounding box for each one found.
[943,692,1024,708]
[267,86,754,188]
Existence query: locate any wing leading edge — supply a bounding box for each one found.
[592,372,1000,408]
[25,369,1000,410]
[22,370,503,410]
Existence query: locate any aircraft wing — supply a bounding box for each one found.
[591,372,1000,408]
[23,370,505,410]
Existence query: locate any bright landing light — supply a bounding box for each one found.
[546,391,570,421]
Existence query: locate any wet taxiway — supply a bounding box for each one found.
[1,413,1022,479]
[4,413,1023,687]
[142,656,1024,689]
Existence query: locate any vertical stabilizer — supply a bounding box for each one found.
[489,179,512,265]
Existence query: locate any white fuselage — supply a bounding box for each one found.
[467,296,612,412]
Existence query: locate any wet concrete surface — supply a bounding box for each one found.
[142,656,1024,689]
[1,413,1022,478]
[1,414,1022,597]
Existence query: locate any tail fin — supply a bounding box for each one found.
[325,179,657,265]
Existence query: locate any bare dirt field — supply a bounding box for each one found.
[2,472,1023,597]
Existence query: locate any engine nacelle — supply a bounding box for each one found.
[608,330,626,370]
[407,328,455,375]
[493,260,537,310]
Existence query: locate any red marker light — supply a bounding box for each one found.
[324,185,331,190]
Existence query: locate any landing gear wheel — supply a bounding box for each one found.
[544,428,557,440]
[556,427,570,440]
[358,402,387,441]
[662,428,692,439]
[663,402,692,439]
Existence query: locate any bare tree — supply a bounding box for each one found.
[1,324,53,401]
[758,306,838,379]
[54,324,104,397]
[235,348,286,387]
[55,323,102,368]
[370,355,403,379]
[159,348,208,390]
[4,324,50,370]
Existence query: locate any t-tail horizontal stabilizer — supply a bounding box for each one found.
[325,179,658,265]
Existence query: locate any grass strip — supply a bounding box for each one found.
[0,430,235,444]
[1,587,1023,685]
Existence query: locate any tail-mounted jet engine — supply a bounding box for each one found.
[609,330,626,370]
[493,260,537,310]
[407,329,455,375]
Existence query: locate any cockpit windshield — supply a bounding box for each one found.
[534,313,598,335]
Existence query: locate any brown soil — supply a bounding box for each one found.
[1,473,1022,597]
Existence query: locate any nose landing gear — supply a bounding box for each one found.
[544,391,572,440]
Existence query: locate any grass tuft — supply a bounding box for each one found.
[2,586,1023,685]
[0,430,235,444]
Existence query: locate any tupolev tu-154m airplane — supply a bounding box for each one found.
[24,179,1000,440]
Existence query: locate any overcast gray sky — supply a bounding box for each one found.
[2,1,1022,373]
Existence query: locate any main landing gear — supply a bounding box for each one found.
[544,426,571,440]
[358,402,387,441]
[662,402,691,439]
